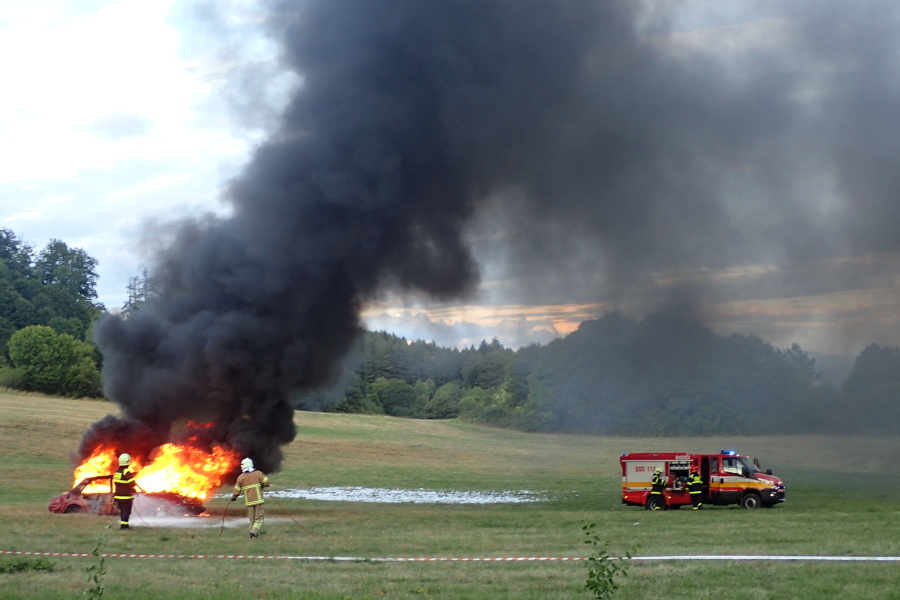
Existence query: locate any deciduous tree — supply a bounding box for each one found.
[35,239,99,301]
[7,325,101,397]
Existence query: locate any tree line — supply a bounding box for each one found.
[302,317,899,436]
[1,227,897,435]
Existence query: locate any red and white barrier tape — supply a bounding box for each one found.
[3,550,899,562]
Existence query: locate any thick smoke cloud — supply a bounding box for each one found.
[473,1,900,306]
[90,0,900,468]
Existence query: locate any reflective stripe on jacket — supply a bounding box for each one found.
[688,473,703,493]
[233,470,270,506]
[114,466,137,500]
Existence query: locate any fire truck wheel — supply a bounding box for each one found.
[740,493,761,509]
[645,495,666,511]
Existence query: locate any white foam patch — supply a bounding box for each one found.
[265,487,544,504]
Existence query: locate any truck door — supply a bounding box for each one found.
[700,456,712,503]
[715,456,746,505]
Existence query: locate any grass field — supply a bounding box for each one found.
[1,390,898,599]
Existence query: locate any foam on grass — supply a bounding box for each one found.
[269,487,545,504]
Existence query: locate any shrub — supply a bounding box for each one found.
[7,325,101,397]
[0,556,55,573]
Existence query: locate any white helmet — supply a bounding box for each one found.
[119,453,131,466]
[240,458,254,472]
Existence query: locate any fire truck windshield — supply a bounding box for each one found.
[722,456,761,477]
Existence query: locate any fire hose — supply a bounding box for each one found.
[105,493,151,529]
[219,498,233,537]
[131,496,152,528]
[269,495,320,537]
[219,494,319,537]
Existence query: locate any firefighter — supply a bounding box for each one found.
[687,466,703,510]
[231,458,270,539]
[650,468,667,510]
[113,453,138,530]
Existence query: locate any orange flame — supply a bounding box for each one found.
[73,445,117,486]
[136,443,239,500]
[74,446,142,494]
[73,442,239,500]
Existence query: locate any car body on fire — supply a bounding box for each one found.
[48,475,207,517]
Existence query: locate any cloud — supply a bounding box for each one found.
[82,112,154,140]
[0,0,260,309]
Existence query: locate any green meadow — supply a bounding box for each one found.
[1,390,898,599]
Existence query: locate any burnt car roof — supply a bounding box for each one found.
[72,475,113,492]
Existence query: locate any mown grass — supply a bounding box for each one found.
[1,390,898,599]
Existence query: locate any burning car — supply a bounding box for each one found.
[48,475,119,516]
[52,437,238,518]
[48,474,208,517]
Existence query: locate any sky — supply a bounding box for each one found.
[3,0,900,359]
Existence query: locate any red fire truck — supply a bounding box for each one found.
[620,450,786,510]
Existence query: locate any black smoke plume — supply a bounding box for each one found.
[90,0,604,470]
[87,0,900,468]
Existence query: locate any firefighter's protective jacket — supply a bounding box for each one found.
[113,466,137,500]
[687,472,702,493]
[233,470,270,506]
[651,472,666,493]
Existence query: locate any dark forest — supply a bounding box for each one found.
[300,314,899,437]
